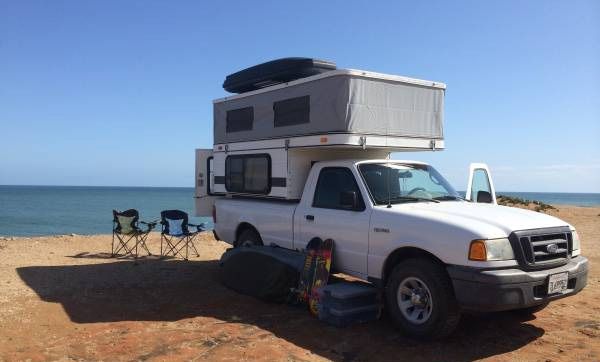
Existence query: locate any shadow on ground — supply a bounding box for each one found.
[17,258,544,361]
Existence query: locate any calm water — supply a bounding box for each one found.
[0,186,211,237]
[0,186,598,237]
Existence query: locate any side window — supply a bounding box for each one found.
[313,167,365,211]
[225,154,271,194]
[471,169,492,201]
[226,107,253,133]
[274,95,310,127]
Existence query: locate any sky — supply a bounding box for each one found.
[0,1,599,192]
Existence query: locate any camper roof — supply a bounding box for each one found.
[214,68,446,104]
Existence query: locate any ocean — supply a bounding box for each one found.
[0,186,212,237]
[0,186,599,237]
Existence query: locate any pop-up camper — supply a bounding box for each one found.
[196,58,446,212]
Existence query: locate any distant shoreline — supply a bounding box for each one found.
[1,185,599,195]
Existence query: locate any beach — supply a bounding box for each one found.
[0,205,598,361]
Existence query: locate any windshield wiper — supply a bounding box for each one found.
[384,196,441,205]
[433,195,467,201]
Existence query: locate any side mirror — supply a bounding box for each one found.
[477,190,493,203]
[340,191,358,209]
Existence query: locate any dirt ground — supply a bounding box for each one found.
[0,206,598,362]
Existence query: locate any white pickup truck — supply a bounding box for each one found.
[212,159,588,338]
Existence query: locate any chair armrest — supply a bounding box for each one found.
[188,223,205,232]
[140,220,159,231]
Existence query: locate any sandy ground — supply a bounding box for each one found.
[0,206,598,362]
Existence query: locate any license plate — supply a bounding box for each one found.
[547,272,569,294]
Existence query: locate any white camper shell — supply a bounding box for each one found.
[196,69,447,211]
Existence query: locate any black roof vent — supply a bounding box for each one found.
[223,57,336,94]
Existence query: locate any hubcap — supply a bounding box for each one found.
[397,277,433,325]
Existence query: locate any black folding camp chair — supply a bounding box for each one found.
[160,209,203,260]
[112,209,157,257]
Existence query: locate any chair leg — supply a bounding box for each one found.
[173,238,185,259]
[162,235,178,258]
[116,234,136,256]
[185,235,189,260]
[190,240,200,257]
[125,234,135,255]
[138,233,152,256]
[113,234,130,256]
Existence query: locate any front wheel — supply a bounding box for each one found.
[385,258,461,339]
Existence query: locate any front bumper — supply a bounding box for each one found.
[447,256,588,312]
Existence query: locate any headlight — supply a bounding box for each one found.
[572,230,581,252]
[469,238,515,261]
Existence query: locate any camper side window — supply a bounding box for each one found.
[225,154,271,194]
[226,107,254,132]
[274,96,310,127]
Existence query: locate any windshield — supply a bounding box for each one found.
[358,163,460,205]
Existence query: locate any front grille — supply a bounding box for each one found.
[509,227,572,270]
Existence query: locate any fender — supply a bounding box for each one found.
[375,245,447,284]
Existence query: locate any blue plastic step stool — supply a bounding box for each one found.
[317,281,381,327]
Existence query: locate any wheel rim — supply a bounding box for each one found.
[397,277,433,325]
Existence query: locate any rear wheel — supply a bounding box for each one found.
[385,258,460,340]
[236,228,263,247]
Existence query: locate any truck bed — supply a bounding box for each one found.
[215,197,298,249]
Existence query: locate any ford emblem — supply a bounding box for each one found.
[546,243,559,254]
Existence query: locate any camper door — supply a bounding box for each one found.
[195,149,217,216]
[465,163,497,204]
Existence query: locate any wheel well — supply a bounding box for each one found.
[235,222,261,245]
[382,247,446,284]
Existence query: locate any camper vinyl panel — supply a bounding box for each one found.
[212,147,391,200]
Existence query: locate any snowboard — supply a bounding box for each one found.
[295,237,322,304]
[308,238,334,316]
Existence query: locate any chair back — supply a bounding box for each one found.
[113,209,139,234]
[160,209,190,236]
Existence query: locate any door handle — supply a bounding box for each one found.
[305,215,315,221]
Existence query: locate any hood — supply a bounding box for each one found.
[386,201,571,238]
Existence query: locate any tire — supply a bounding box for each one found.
[513,302,549,316]
[385,258,461,340]
[236,228,263,247]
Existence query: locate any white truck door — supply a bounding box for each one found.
[195,149,217,217]
[465,163,497,204]
[295,166,370,277]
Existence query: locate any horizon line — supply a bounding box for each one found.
[1,184,599,194]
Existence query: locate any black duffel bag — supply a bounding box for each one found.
[219,246,300,303]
